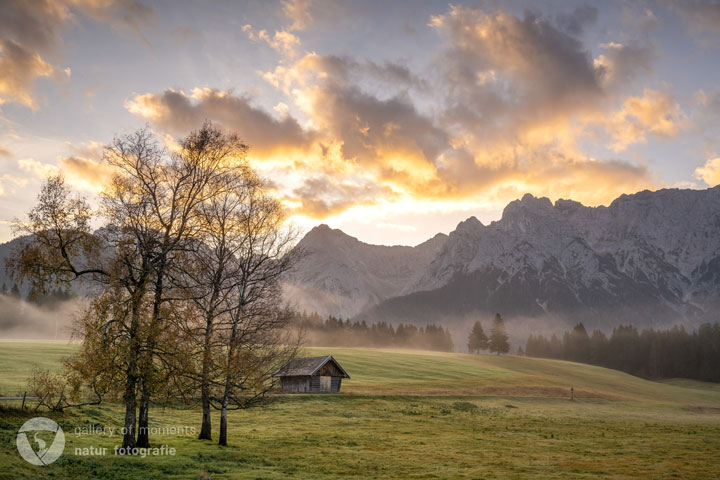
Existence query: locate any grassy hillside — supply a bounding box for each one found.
[4,341,720,406]
[1,341,720,479]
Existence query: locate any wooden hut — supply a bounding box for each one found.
[275,355,350,393]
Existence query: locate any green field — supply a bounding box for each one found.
[1,341,720,479]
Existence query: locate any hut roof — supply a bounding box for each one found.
[275,355,350,378]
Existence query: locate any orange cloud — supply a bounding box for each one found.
[125,88,313,156]
[242,25,301,59]
[282,0,313,31]
[695,158,720,186]
[0,0,152,109]
[58,155,116,191]
[16,152,115,193]
[0,39,57,109]
[128,4,663,226]
[606,89,687,151]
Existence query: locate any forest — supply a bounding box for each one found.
[290,311,454,352]
[525,322,720,382]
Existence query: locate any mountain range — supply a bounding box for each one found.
[2,186,718,330]
[283,187,720,329]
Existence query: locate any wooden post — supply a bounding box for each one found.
[570,387,574,401]
[21,391,27,410]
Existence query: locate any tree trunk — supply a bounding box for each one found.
[136,379,150,448]
[121,289,145,451]
[218,403,228,446]
[121,373,137,450]
[136,257,167,449]
[198,313,215,440]
[218,315,237,447]
[199,396,212,440]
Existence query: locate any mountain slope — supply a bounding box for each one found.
[282,225,447,317]
[365,187,720,326]
[288,187,720,327]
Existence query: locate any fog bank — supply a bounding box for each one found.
[0,295,83,340]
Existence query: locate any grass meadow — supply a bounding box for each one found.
[1,341,719,479]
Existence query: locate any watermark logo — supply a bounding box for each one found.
[16,417,65,466]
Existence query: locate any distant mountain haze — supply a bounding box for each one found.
[284,187,720,328]
[282,224,447,318]
[2,187,719,333]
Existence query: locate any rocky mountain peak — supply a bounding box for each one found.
[284,187,720,326]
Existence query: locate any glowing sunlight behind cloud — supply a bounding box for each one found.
[2,0,720,245]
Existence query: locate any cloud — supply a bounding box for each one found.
[243,25,301,59]
[695,157,720,186]
[695,89,720,119]
[430,5,605,139]
[0,0,71,55]
[58,155,115,191]
[0,0,153,109]
[131,4,659,225]
[0,146,12,157]
[269,49,654,214]
[556,5,598,36]
[428,5,658,155]
[170,26,201,44]
[18,158,59,178]
[290,176,392,217]
[282,0,313,32]
[125,88,312,156]
[16,147,114,192]
[0,38,57,109]
[606,89,687,151]
[69,0,154,44]
[594,42,653,92]
[0,172,29,197]
[304,84,449,178]
[666,0,720,38]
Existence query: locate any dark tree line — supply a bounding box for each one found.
[0,282,74,307]
[292,311,454,352]
[525,322,720,382]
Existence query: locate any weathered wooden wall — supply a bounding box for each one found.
[280,375,343,393]
[280,376,311,392]
[316,362,343,377]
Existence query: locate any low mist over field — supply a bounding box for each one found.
[0,295,80,340]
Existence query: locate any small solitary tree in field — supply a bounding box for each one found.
[467,320,489,353]
[489,313,509,355]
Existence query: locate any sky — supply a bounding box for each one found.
[1,0,720,246]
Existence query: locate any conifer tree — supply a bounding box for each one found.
[489,313,510,355]
[467,320,489,353]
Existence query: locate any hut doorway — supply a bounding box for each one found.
[320,376,331,391]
